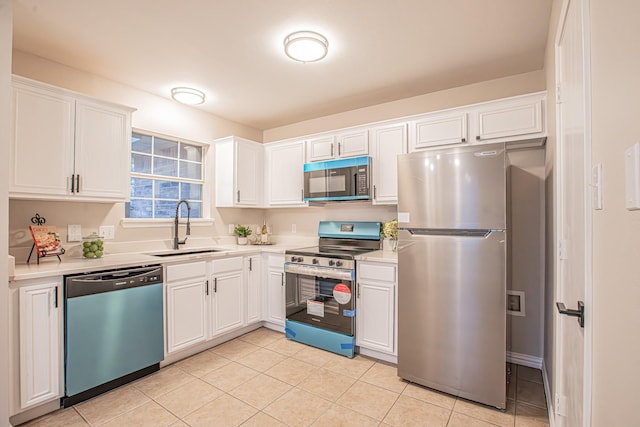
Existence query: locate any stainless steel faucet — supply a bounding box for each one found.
[173,199,191,250]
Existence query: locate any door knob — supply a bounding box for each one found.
[556,301,585,328]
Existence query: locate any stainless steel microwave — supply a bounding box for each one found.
[303,156,370,202]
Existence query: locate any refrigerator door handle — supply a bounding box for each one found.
[404,229,498,238]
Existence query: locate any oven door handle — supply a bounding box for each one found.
[284,263,354,281]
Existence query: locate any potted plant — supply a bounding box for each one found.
[234,224,252,245]
[381,218,398,252]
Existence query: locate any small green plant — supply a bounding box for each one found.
[381,218,398,240]
[234,224,253,237]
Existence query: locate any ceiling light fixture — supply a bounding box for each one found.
[171,87,205,105]
[284,31,329,63]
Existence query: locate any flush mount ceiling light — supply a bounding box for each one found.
[284,31,329,63]
[171,87,205,105]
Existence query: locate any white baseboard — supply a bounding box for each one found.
[507,351,543,369]
[542,359,555,427]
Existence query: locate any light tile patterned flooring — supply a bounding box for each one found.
[22,328,550,427]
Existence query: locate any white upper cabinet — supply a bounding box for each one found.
[474,95,544,143]
[265,140,306,206]
[10,76,133,201]
[306,128,369,162]
[371,123,407,205]
[215,136,264,207]
[409,112,467,151]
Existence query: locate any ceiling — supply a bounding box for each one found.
[12,0,553,130]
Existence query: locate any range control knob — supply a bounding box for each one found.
[312,258,319,265]
[336,260,344,267]
[328,260,336,266]
[296,256,304,263]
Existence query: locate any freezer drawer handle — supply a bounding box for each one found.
[556,301,585,328]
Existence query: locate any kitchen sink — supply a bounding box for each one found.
[150,249,222,257]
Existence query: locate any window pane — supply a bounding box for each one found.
[154,180,179,199]
[130,177,153,198]
[126,199,153,218]
[153,157,178,177]
[180,143,202,162]
[132,133,152,154]
[180,182,202,200]
[185,201,201,218]
[131,153,152,173]
[154,200,179,218]
[179,161,202,180]
[154,138,178,158]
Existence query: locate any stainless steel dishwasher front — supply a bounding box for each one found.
[63,265,164,407]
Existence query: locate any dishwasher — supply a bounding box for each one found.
[63,265,164,407]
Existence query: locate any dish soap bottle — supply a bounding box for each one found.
[261,220,268,243]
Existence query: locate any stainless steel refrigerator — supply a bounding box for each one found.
[397,142,507,409]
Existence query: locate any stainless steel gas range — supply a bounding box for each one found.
[284,221,381,357]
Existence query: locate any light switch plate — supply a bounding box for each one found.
[228,224,235,234]
[68,224,82,242]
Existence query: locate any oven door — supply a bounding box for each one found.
[285,263,355,336]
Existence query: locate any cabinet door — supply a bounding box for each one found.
[266,141,306,206]
[371,123,407,205]
[475,98,543,142]
[19,280,61,408]
[307,135,336,162]
[236,140,263,206]
[265,261,285,326]
[356,280,395,354]
[74,98,131,200]
[166,279,207,354]
[211,269,244,336]
[410,112,467,151]
[337,129,369,158]
[10,81,75,198]
[246,256,262,324]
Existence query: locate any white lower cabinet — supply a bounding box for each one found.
[246,255,262,324]
[19,278,62,409]
[356,262,397,356]
[264,254,285,327]
[166,261,208,354]
[210,257,244,337]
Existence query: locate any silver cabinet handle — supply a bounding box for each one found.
[54,286,58,308]
[301,189,304,202]
[237,190,240,203]
[373,185,377,200]
[330,144,334,157]
[76,174,80,193]
[214,277,218,293]
[249,258,253,271]
[556,301,584,327]
[338,142,341,156]
[205,280,209,295]
[70,174,75,193]
[281,272,284,287]
[357,283,360,298]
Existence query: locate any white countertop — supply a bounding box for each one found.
[10,243,293,282]
[355,250,398,264]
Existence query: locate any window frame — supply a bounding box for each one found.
[122,129,212,227]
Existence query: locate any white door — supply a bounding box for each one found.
[307,135,335,162]
[266,141,306,206]
[266,267,285,326]
[235,140,263,206]
[211,270,244,336]
[555,0,592,425]
[371,123,407,204]
[337,129,369,158]
[246,256,262,324]
[166,279,207,353]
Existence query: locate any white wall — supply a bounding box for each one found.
[590,1,640,424]
[1,2,12,426]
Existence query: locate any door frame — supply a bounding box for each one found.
[553,0,593,425]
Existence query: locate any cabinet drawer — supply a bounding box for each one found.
[358,263,396,282]
[212,256,243,274]
[166,261,207,282]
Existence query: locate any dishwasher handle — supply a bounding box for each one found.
[65,266,163,298]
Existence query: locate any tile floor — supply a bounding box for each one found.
[22,328,550,427]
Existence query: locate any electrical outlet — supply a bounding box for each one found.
[229,224,235,234]
[68,224,82,242]
[292,224,297,233]
[99,225,115,240]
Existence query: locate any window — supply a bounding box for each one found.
[126,132,205,218]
